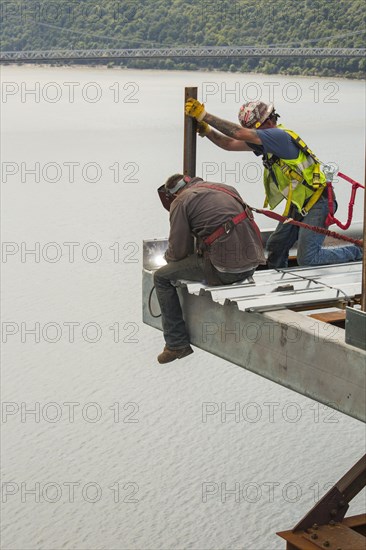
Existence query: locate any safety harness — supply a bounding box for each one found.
[253,162,364,243]
[190,183,260,247]
[186,184,260,285]
[204,211,248,246]
[262,129,326,216]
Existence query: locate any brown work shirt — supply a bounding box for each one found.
[165,179,266,272]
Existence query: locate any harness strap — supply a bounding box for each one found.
[301,185,326,216]
[325,181,359,230]
[204,211,247,246]
[338,172,365,189]
[284,130,324,191]
[193,183,247,208]
[283,129,322,164]
[283,180,293,217]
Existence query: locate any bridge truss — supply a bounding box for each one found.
[1,46,365,62]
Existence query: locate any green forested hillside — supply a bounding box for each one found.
[1,0,365,77]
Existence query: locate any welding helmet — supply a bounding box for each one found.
[158,175,191,211]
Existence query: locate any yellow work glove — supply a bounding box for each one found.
[185,98,206,121]
[197,121,211,137]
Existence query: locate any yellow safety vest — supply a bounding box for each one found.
[262,125,326,215]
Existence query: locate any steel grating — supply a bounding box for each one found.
[182,262,362,312]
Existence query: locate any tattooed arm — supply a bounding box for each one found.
[204,113,263,147]
[204,128,252,151]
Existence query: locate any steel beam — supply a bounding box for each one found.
[183,87,197,177]
[143,268,366,422]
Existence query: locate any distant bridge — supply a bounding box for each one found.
[1,46,365,62]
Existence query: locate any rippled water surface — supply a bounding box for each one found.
[1,66,365,550]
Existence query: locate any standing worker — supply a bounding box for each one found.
[185,98,363,268]
[154,174,265,364]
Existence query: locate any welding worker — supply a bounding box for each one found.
[154,174,265,364]
[185,99,363,268]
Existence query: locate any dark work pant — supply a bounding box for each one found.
[153,254,254,349]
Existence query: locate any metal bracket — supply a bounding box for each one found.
[294,454,366,531]
[278,455,366,549]
[322,163,337,182]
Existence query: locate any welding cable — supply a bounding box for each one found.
[148,285,162,318]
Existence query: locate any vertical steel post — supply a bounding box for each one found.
[362,155,366,311]
[183,87,197,176]
[183,87,197,255]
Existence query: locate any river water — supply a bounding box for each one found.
[1,66,365,550]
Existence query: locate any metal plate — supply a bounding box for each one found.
[345,307,366,351]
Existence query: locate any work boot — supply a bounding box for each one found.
[157,345,194,364]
